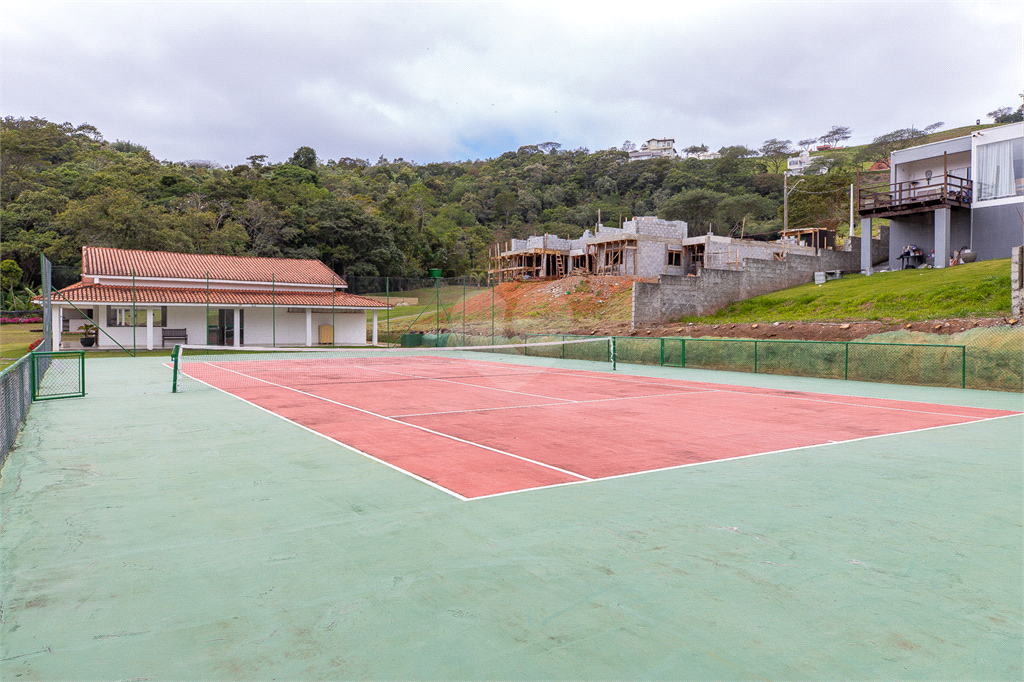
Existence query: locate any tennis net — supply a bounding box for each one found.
[171,336,616,392]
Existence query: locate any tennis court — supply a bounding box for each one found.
[178,345,1020,500]
[2,347,1022,680]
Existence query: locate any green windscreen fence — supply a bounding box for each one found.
[524,333,1023,391]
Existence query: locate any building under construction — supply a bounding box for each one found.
[490,216,849,283]
[489,217,691,282]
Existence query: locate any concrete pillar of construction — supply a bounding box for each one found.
[860,217,873,275]
[934,208,951,269]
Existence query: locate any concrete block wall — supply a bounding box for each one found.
[1012,245,1023,317]
[596,225,625,238]
[525,234,572,250]
[623,216,688,239]
[636,241,668,277]
[632,246,889,325]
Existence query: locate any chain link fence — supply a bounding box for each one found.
[518,332,1022,392]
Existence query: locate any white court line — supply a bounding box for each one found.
[522,367,1021,420]
[342,363,577,403]
[182,370,470,501]
[201,363,593,482]
[468,412,1024,501]
[391,390,715,419]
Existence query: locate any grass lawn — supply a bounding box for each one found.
[0,324,45,371]
[680,259,1013,324]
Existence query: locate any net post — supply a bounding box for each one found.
[611,337,617,371]
[172,344,180,393]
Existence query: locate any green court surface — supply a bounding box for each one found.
[1,356,1021,680]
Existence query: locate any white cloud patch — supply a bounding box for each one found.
[4,1,1020,166]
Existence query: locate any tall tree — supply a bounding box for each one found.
[759,139,793,174]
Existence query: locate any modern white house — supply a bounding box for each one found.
[49,247,391,351]
[858,122,1024,270]
[786,150,828,176]
[628,139,678,162]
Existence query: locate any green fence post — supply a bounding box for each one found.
[844,342,849,380]
[681,338,686,368]
[611,337,617,371]
[132,268,137,356]
[961,346,966,389]
[172,344,180,393]
[29,352,37,400]
[660,337,665,366]
[753,340,758,374]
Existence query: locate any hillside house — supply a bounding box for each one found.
[858,122,1024,270]
[628,139,678,162]
[49,247,390,351]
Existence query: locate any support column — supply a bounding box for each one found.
[305,308,312,347]
[146,307,154,351]
[934,208,951,269]
[53,307,62,351]
[233,308,241,348]
[372,310,378,346]
[860,217,873,275]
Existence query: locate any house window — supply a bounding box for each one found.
[976,137,1024,201]
[667,251,682,266]
[106,306,167,327]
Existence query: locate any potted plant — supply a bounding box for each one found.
[80,324,97,347]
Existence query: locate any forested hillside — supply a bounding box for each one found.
[0,115,995,289]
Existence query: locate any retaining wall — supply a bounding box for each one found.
[632,230,889,324]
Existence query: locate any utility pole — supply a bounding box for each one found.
[783,175,803,237]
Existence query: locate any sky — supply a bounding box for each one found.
[3,1,1022,168]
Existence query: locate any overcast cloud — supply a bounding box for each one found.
[3,1,1021,167]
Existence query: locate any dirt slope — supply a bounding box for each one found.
[454,276,1016,341]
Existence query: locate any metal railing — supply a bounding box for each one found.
[859,174,971,215]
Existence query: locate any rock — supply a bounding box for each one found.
[906,323,913,328]
[788,325,794,329]
[751,324,758,329]
[1010,318,1019,325]
[840,323,850,330]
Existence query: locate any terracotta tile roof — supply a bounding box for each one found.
[82,246,346,286]
[50,282,390,308]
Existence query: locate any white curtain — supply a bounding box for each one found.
[976,139,1016,200]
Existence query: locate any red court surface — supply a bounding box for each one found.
[181,356,1021,500]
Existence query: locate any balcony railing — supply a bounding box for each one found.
[858,174,971,217]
